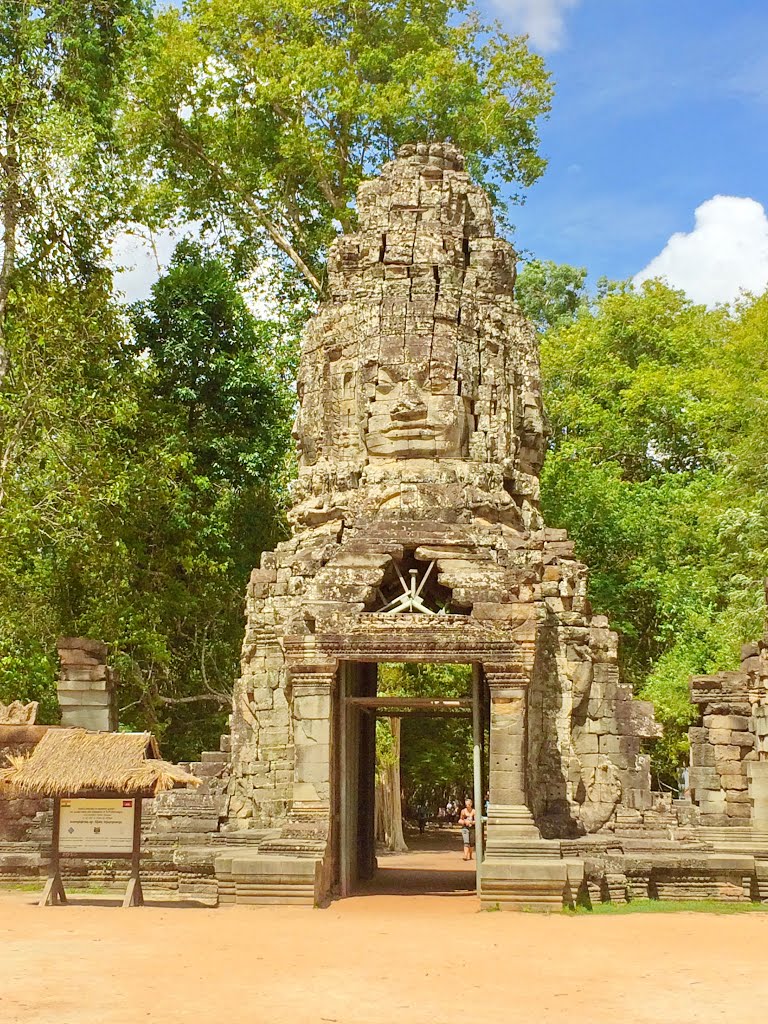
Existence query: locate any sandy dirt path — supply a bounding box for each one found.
[2,841,767,1024]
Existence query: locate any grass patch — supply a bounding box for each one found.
[0,882,110,895]
[566,898,768,915]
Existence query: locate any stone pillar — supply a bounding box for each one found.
[290,667,335,814]
[56,638,116,732]
[224,664,337,907]
[749,696,768,827]
[748,763,768,828]
[485,663,541,845]
[481,661,569,909]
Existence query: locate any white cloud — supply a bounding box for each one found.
[487,0,581,51]
[110,226,183,303]
[634,196,768,307]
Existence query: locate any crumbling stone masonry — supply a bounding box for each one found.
[6,146,768,908]
[56,637,117,732]
[690,629,768,830]
[218,143,662,907]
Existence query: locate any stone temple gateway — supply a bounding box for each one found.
[221,143,661,907]
[5,145,768,905]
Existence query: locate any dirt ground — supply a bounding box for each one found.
[2,832,768,1024]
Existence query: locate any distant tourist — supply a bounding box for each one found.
[459,797,476,861]
[416,803,428,834]
[437,805,446,827]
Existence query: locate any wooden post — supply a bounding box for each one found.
[122,797,144,908]
[39,798,67,907]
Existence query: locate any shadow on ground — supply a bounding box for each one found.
[353,826,476,898]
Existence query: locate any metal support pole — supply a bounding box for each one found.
[472,663,484,896]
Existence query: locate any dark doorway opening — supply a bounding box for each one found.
[335,662,487,899]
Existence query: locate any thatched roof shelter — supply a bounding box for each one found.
[0,728,202,797]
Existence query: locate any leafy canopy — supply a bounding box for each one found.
[537,278,768,780]
[0,1,151,378]
[124,0,553,293]
[0,245,294,759]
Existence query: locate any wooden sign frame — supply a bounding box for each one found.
[41,793,144,908]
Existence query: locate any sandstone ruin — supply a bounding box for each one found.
[220,142,662,906]
[4,144,768,908]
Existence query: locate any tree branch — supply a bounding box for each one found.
[168,116,324,294]
[155,693,231,706]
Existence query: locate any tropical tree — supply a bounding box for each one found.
[539,279,768,781]
[0,0,150,383]
[123,0,553,295]
[516,258,588,333]
[375,663,472,848]
[0,244,294,759]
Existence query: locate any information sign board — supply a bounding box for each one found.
[58,798,136,854]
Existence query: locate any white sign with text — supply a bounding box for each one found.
[58,798,135,854]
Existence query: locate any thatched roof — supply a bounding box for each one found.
[0,729,202,797]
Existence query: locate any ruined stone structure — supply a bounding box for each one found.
[222,143,661,907]
[56,638,117,732]
[689,624,768,830]
[5,146,768,908]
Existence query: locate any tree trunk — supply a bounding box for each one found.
[0,113,20,387]
[374,717,407,853]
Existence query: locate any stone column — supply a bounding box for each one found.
[481,659,569,909]
[290,666,335,814]
[56,638,116,732]
[225,664,337,907]
[484,663,541,845]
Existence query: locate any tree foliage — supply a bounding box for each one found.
[516,258,588,333]
[0,246,293,758]
[124,0,553,293]
[378,663,474,807]
[537,279,768,780]
[0,0,150,381]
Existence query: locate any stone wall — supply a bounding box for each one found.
[0,724,51,842]
[529,533,658,837]
[689,636,768,826]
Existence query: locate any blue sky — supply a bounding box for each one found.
[482,1,768,301]
[118,1,768,306]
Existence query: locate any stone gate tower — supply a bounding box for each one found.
[223,143,659,907]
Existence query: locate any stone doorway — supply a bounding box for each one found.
[334,661,485,900]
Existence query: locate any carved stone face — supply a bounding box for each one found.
[363,345,473,460]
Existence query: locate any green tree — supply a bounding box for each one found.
[131,240,295,484]
[0,246,294,759]
[123,0,553,294]
[539,280,768,781]
[516,259,588,332]
[376,663,473,845]
[0,0,150,382]
[0,273,142,722]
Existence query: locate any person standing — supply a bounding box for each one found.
[459,797,476,861]
[416,802,428,835]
